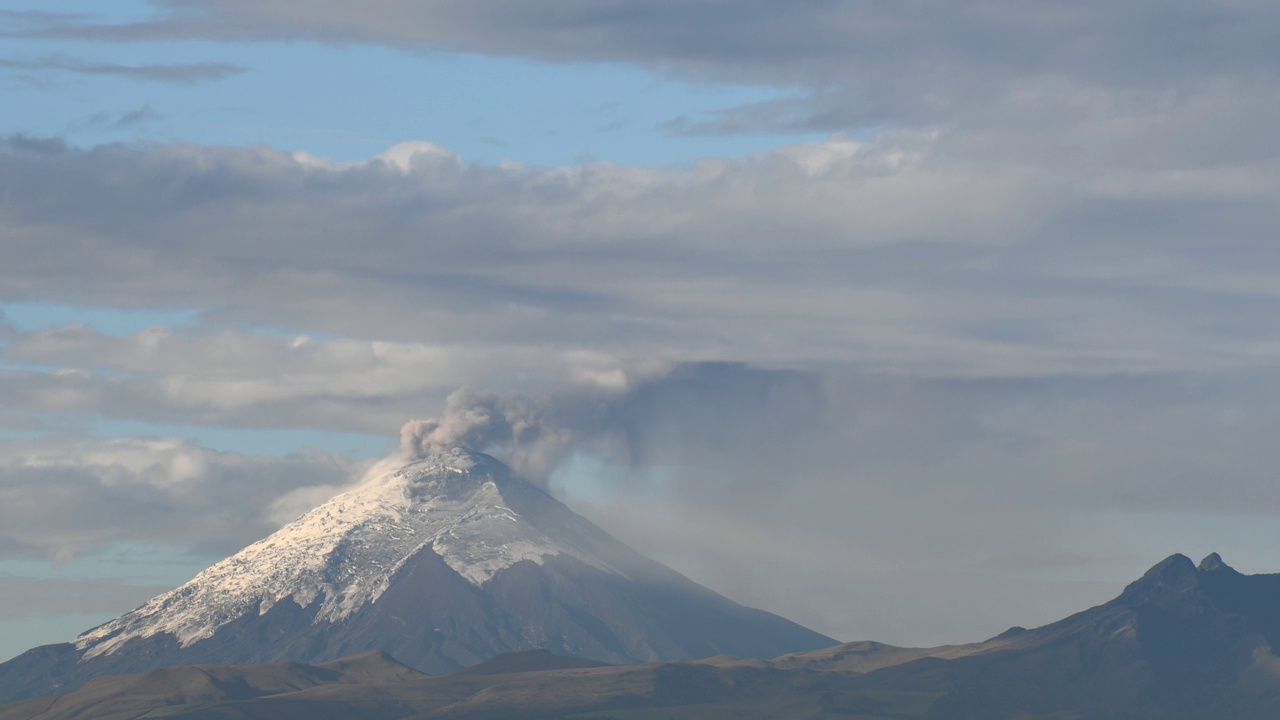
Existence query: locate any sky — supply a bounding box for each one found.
[2,0,1280,663]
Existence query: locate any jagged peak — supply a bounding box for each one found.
[1118,554,1199,603]
[1197,552,1235,573]
[1146,553,1196,576]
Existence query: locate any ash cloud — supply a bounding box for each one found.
[397,362,825,485]
[401,389,511,457]
[400,387,574,480]
[399,388,584,483]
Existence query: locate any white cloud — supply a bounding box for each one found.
[0,437,363,561]
[2,122,1278,380]
[0,322,642,436]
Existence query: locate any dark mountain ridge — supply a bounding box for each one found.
[903,552,1280,719]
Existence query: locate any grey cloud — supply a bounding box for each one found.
[0,324,611,438]
[0,326,821,485]
[661,91,874,138]
[400,389,530,459]
[0,55,246,84]
[2,131,1278,379]
[68,106,163,134]
[401,388,575,480]
[397,363,822,483]
[444,362,1280,520]
[395,363,818,486]
[0,437,363,561]
[110,105,161,129]
[0,412,43,433]
[16,1,1280,132]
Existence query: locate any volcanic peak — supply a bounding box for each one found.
[72,447,622,660]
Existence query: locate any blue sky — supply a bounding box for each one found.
[3,0,1280,666]
[2,1,816,167]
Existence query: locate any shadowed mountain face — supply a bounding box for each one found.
[0,449,835,703]
[7,553,1280,720]
[865,552,1280,720]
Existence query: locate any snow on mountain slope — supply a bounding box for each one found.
[0,446,838,703]
[75,448,625,659]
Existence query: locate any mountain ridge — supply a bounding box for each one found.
[8,553,1280,718]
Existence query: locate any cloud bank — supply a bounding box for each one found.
[3,130,1279,381]
[11,0,1278,155]
[0,437,362,562]
[23,2,1278,91]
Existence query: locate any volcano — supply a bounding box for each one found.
[0,448,835,702]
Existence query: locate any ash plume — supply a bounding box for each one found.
[396,363,824,486]
[399,387,577,482]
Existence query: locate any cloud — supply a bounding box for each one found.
[0,322,621,437]
[79,105,162,130]
[398,392,562,476]
[396,363,1280,522]
[2,129,1279,381]
[396,362,824,481]
[400,389,516,458]
[14,2,1279,134]
[0,55,246,84]
[0,437,363,562]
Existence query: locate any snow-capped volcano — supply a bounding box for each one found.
[0,448,836,701]
[76,449,627,658]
